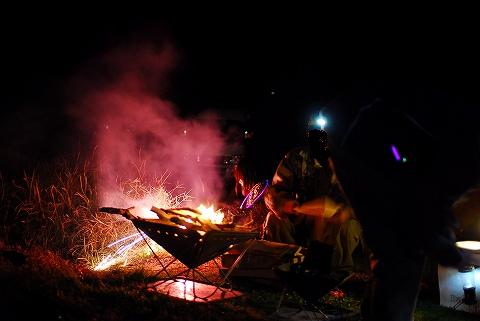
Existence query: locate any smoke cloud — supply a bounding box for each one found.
[68,39,226,208]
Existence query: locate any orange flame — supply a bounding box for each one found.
[196,204,224,224]
[132,207,158,219]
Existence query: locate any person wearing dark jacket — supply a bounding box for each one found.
[263,129,363,274]
[335,100,475,321]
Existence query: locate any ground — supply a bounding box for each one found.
[0,246,478,321]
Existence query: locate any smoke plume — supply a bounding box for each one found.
[68,39,226,208]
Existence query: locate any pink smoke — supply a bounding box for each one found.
[68,40,226,207]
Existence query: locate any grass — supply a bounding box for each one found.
[0,155,190,269]
[2,156,100,258]
[2,245,477,321]
[0,246,270,321]
[415,302,479,321]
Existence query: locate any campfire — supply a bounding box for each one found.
[98,205,256,270]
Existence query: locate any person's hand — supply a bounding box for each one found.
[283,199,299,214]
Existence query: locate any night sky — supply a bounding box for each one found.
[1,10,479,186]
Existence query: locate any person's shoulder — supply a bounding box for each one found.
[285,146,306,159]
[286,146,308,156]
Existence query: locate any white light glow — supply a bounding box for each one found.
[456,241,480,252]
[316,116,327,129]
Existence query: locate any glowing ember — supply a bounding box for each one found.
[93,206,162,270]
[94,232,144,271]
[196,204,224,224]
[150,279,242,302]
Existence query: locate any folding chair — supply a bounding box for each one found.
[272,241,357,320]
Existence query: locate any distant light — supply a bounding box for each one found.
[391,144,401,162]
[183,129,187,135]
[271,90,275,95]
[316,116,327,129]
[402,157,407,163]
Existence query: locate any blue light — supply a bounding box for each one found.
[316,116,327,129]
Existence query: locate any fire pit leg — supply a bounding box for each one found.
[217,239,257,287]
[137,226,178,279]
[157,239,258,301]
[151,255,179,279]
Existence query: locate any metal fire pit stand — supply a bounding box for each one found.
[130,208,258,301]
[140,230,257,301]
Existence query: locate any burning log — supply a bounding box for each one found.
[99,206,136,220]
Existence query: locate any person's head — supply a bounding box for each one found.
[233,159,257,197]
[306,129,329,160]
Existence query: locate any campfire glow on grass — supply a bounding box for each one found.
[83,173,192,270]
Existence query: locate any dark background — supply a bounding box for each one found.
[1,9,479,185]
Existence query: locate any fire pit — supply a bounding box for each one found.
[99,206,257,268]
[99,206,258,301]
